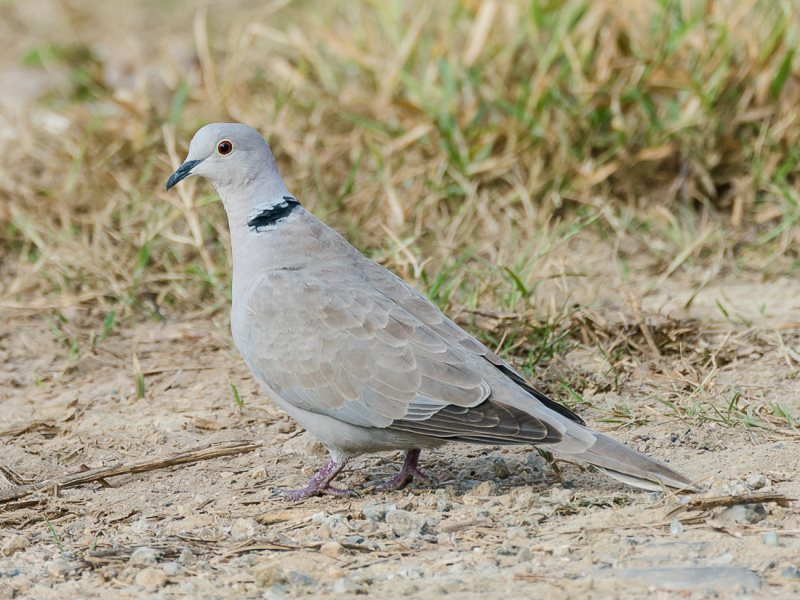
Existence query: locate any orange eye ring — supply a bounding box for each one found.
[217,139,234,156]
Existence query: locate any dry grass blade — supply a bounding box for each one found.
[0,440,262,503]
[665,492,794,520]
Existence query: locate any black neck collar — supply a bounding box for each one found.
[247,197,300,232]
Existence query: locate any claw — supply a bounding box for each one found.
[273,459,353,500]
[375,449,439,492]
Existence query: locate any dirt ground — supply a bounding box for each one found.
[2,1,800,598]
[2,269,800,600]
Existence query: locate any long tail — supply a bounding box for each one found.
[558,429,695,492]
[483,363,697,491]
[393,397,697,491]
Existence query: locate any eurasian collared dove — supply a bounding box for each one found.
[167,123,695,499]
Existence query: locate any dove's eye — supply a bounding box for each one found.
[217,140,234,156]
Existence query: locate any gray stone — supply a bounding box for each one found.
[435,499,452,512]
[763,531,780,547]
[543,487,573,506]
[1,535,28,556]
[46,559,71,578]
[746,474,767,490]
[288,570,317,586]
[495,541,515,556]
[254,563,286,587]
[669,519,684,536]
[320,541,343,557]
[231,517,260,540]
[472,480,499,497]
[133,567,167,592]
[385,509,428,537]
[332,577,363,594]
[515,491,539,510]
[344,535,365,545]
[128,546,160,567]
[265,584,290,599]
[161,561,180,576]
[611,566,761,592]
[325,513,351,536]
[490,457,512,479]
[782,566,800,579]
[525,452,546,471]
[361,502,386,522]
[178,548,195,564]
[721,503,766,524]
[1,568,21,578]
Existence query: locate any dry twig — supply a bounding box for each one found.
[665,492,794,520]
[0,440,261,504]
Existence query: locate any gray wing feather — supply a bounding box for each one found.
[241,266,491,429]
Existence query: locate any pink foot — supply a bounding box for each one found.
[275,460,354,500]
[376,449,439,492]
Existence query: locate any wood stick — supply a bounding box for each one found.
[0,440,261,503]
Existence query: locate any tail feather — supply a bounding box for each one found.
[557,430,696,491]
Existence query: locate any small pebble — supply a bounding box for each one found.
[332,578,363,594]
[46,559,71,578]
[490,457,512,479]
[763,531,780,547]
[345,535,365,545]
[721,503,766,524]
[361,502,386,522]
[781,566,800,579]
[128,547,160,567]
[545,488,573,506]
[385,509,428,537]
[231,517,260,540]
[1,535,28,556]
[162,561,180,576]
[133,567,167,592]
[436,499,453,512]
[515,491,539,510]
[320,541,343,558]
[669,519,684,536]
[495,541,515,556]
[288,570,317,586]
[254,563,286,587]
[178,548,195,564]
[472,480,499,497]
[525,452,546,471]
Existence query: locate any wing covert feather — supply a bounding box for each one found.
[240,267,491,429]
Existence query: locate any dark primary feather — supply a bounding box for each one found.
[391,399,563,445]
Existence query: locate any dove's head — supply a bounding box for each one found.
[166,123,288,198]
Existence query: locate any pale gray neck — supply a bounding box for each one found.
[211,157,293,292]
[214,164,292,231]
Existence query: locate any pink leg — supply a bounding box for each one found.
[376,449,438,492]
[275,460,351,500]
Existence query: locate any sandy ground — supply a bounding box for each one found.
[2,274,800,600]
[1,0,800,598]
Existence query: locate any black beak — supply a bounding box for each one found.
[166,159,203,191]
